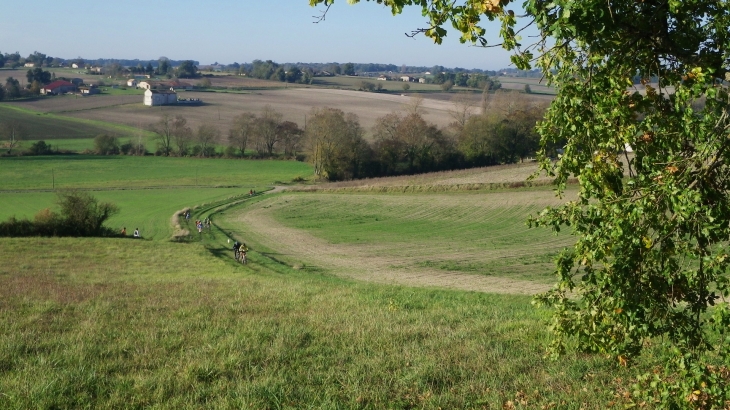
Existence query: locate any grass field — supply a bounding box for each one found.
[0,188,250,241]
[1,155,661,408]
[217,189,575,292]
[0,155,313,240]
[0,235,642,409]
[0,155,313,191]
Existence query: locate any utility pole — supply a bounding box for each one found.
[52,168,55,190]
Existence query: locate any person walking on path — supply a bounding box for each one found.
[121,227,126,236]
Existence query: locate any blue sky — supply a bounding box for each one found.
[0,0,516,70]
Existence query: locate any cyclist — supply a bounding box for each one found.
[238,243,249,264]
[232,240,240,260]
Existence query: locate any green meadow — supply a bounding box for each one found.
[0,155,656,408]
[0,236,638,409]
[0,155,313,191]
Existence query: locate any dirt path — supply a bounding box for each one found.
[236,199,553,295]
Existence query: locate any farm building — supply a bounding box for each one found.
[418,78,426,84]
[79,85,100,95]
[400,76,412,82]
[144,89,177,106]
[24,63,35,68]
[127,79,137,87]
[41,80,77,95]
[377,75,388,81]
[70,78,83,85]
[168,80,193,91]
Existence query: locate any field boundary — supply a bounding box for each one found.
[0,184,254,194]
[290,178,577,194]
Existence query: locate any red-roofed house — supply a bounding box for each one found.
[41,80,77,95]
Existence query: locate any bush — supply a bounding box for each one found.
[359,81,376,92]
[223,145,237,158]
[26,140,53,155]
[94,134,120,155]
[0,191,119,237]
[120,139,147,156]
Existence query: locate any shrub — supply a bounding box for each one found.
[0,191,119,237]
[57,190,119,236]
[93,134,120,155]
[27,140,53,155]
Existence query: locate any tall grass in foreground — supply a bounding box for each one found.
[0,237,649,409]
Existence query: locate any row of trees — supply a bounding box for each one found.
[306,93,545,180]
[242,60,314,84]
[144,92,545,178]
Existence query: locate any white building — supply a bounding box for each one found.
[127,79,137,87]
[144,89,177,106]
[400,76,412,82]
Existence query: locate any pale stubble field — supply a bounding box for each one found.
[13,88,461,140]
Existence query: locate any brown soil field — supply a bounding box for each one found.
[49,88,460,140]
[10,95,141,113]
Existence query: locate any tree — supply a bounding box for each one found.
[401,82,410,91]
[252,105,283,156]
[310,0,730,405]
[285,66,302,83]
[171,115,192,156]
[195,123,220,157]
[0,120,27,154]
[197,77,212,89]
[341,62,355,76]
[150,114,175,156]
[278,121,303,158]
[228,112,256,157]
[440,80,453,92]
[157,58,170,77]
[26,68,51,85]
[4,77,21,99]
[372,112,449,174]
[305,107,368,180]
[177,60,198,78]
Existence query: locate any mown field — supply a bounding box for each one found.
[217,188,576,293]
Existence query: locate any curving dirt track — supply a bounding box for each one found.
[233,191,565,295]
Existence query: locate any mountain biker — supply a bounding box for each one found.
[238,243,249,264]
[232,240,240,258]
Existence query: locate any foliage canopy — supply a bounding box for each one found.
[311,0,730,406]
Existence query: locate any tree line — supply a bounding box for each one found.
[142,91,548,181]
